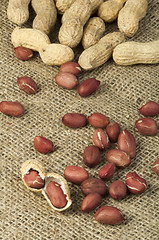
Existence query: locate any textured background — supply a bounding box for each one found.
[0,0,159,239]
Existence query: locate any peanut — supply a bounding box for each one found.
[93,128,110,150]
[24,169,45,189]
[31,0,57,35]
[46,181,67,208]
[7,0,31,25]
[64,166,89,185]
[81,193,102,212]
[106,122,120,142]
[11,27,74,65]
[109,180,127,200]
[88,113,109,128]
[125,172,147,194]
[60,62,82,76]
[80,178,107,196]
[55,72,78,89]
[95,206,125,224]
[98,163,116,180]
[14,46,33,61]
[62,113,87,128]
[98,0,127,23]
[82,17,105,49]
[135,118,158,136]
[117,130,136,158]
[113,40,159,65]
[0,101,24,117]
[117,0,148,37]
[17,76,38,94]
[83,145,100,168]
[78,78,100,97]
[138,101,159,117]
[78,32,125,70]
[106,149,131,168]
[152,159,159,175]
[56,0,76,14]
[34,136,54,154]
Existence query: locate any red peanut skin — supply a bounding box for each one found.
[98,163,116,180]
[34,136,54,154]
[106,122,120,142]
[125,172,147,194]
[88,113,109,128]
[46,181,67,208]
[55,72,78,89]
[93,128,110,150]
[95,206,125,225]
[106,149,131,168]
[81,193,102,212]
[60,62,82,76]
[80,178,107,196]
[14,46,33,61]
[64,165,89,185]
[118,130,136,158]
[135,118,158,135]
[62,113,87,128]
[0,101,24,117]
[24,170,45,189]
[78,78,100,97]
[139,101,159,117]
[17,76,38,94]
[152,159,159,175]
[109,180,127,200]
[83,145,100,168]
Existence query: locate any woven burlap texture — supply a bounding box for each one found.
[0,0,159,239]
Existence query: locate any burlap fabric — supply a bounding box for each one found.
[1,0,159,239]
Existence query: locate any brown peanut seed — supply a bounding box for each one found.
[14,46,33,61]
[125,172,147,194]
[95,206,125,225]
[62,113,87,128]
[55,72,78,89]
[135,118,158,135]
[17,76,38,94]
[138,100,159,117]
[83,145,100,168]
[88,112,109,128]
[46,181,67,208]
[60,62,82,76]
[106,122,120,142]
[109,180,127,200]
[64,165,89,185]
[98,163,116,180]
[81,193,102,212]
[24,169,45,189]
[0,101,24,117]
[106,149,131,168]
[118,129,136,158]
[78,78,100,97]
[152,159,159,175]
[80,178,107,196]
[93,128,110,150]
[34,136,54,154]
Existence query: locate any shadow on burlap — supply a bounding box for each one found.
[0,0,159,239]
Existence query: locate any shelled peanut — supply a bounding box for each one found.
[21,160,72,211]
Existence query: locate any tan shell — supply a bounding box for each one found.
[90,0,104,13]
[113,40,159,65]
[78,32,125,70]
[118,0,148,37]
[7,0,31,25]
[56,0,76,14]
[42,173,72,212]
[21,159,45,193]
[32,0,57,35]
[11,27,51,52]
[82,17,105,49]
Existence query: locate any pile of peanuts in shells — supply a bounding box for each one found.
[0,0,158,225]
